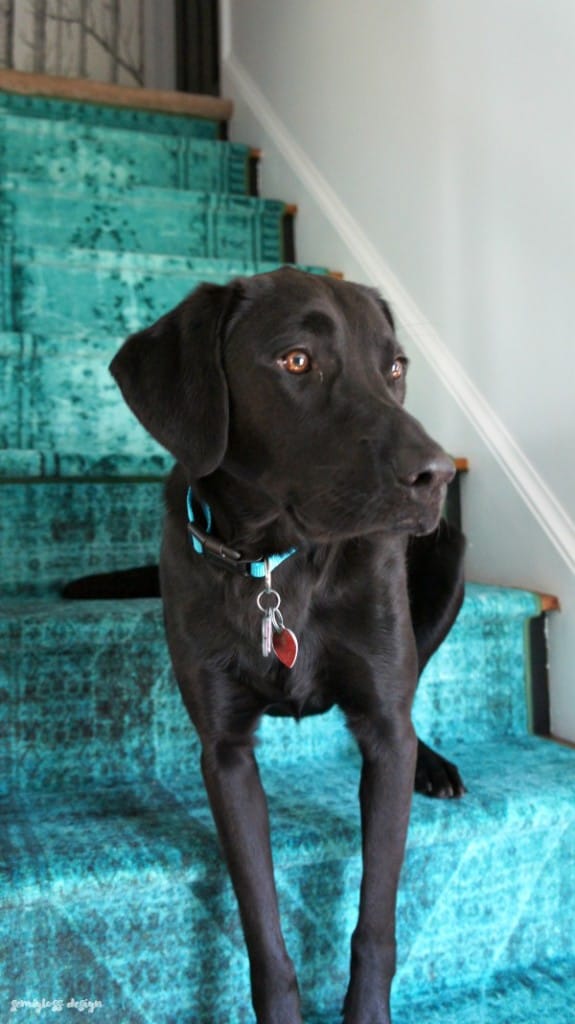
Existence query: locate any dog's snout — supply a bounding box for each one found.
[396,450,455,490]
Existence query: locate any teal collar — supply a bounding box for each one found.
[186,487,297,579]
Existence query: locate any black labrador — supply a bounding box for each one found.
[81,268,466,1023]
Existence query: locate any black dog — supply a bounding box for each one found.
[100,268,465,1024]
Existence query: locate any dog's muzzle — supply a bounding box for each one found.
[392,442,455,535]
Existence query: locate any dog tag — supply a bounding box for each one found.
[256,570,297,666]
[261,608,273,658]
[272,627,299,669]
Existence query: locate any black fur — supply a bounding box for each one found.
[68,268,466,1024]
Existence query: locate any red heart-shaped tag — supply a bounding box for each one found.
[272,628,299,669]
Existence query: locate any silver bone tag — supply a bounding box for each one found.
[257,584,281,659]
[261,607,274,657]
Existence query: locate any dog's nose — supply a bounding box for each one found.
[396,449,455,490]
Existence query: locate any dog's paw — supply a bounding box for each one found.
[415,739,466,799]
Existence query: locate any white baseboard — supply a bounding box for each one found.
[224,53,575,576]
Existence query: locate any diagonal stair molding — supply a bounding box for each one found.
[223,53,575,577]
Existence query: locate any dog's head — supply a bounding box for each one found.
[110,268,454,539]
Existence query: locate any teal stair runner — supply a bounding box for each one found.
[1,249,324,336]
[1,81,574,1024]
[2,178,291,261]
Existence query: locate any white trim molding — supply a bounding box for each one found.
[225,53,575,576]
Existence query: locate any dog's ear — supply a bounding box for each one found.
[110,281,241,477]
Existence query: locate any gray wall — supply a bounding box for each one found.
[222,0,575,739]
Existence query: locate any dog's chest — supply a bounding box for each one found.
[228,558,399,711]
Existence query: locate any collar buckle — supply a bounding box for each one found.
[186,486,296,579]
[186,520,243,563]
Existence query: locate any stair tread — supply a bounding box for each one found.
[0,68,232,124]
[299,960,575,1024]
[0,449,172,480]
[0,585,550,776]
[1,588,546,794]
[3,173,285,208]
[0,580,546,627]
[1,734,573,896]
[12,241,327,274]
[3,735,573,1020]
[392,958,575,1024]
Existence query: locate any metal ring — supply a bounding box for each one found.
[256,588,281,613]
[271,607,285,631]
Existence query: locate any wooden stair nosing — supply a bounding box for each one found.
[539,593,560,612]
[0,68,233,123]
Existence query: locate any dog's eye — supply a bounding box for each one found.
[279,350,312,375]
[390,359,405,381]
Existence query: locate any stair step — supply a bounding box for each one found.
[1,736,573,1022]
[313,967,575,1024]
[415,583,545,744]
[0,597,352,795]
[0,463,471,595]
[1,177,291,262]
[0,482,164,597]
[2,247,330,335]
[0,331,470,481]
[0,113,253,194]
[0,449,171,481]
[0,68,231,129]
[392,960,575,1024]
[0,331,161,465]
[0,586,548,790]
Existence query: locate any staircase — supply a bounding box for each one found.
[1,74,574,1024]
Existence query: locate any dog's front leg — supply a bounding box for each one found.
[200,729,302,1024]
[342,682,417,1023]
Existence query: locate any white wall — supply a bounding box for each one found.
[222,0,575,740]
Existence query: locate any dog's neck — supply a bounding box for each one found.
[191,467,304,564]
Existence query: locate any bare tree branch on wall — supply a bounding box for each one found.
[48,0,144,83]
[3,0,144,85]
[0,0,15,67]
[33,0,47,71]
[108,0,119,82]
[77,0,87,76]
[1,0,10,66]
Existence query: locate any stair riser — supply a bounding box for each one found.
[0,589,539,797]
[5,335,464,489]
[0,482,164,597]
[2,251,329,336]
[1,182,287,262]
[10,252,206,337]
[3,815,573,1022]
[0,117,251,194]
[0,608,359,798]
[414,602,531,744]
[0,332,164,464]
[0,637,182,797]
